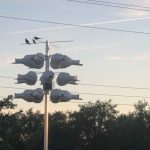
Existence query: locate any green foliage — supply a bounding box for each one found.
[0,99,150,150]
[0,95,16,111]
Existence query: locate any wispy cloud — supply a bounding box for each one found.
[117,11,149,18]
[106,54,150,61]
[107,56,127,60]
[116,1,150,18]
[134,54,149,60]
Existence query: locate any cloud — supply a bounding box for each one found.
[117,11,150,18]
[106,56,126,60]
[116,1,150,18]
[106,54,150,61]
[134,54,149,60]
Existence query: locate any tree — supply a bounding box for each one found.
[0,95,16,111]
[67,100,118,150]
[0,98,150,150]
[108,101,150,150]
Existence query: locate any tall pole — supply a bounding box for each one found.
[44,40,50,150]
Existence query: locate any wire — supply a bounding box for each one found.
[1,75,150,91]
[20,40,74,45]
[71,101,150,106]
[0,86,26,90]
[0,75,15,79]
[77,92,150,99]
[0,84,150,99]
[0,15,150,35]
[86,0,150,9]
[80,83,150,90]
[68,0,150,12]
[0,94,147,107]
[71,101,142,105]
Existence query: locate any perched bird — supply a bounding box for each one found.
[34,36,42,40]
[25,38,30,45]
[33,38,36,44]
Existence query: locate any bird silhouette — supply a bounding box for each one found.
[25,38,30,45]
[32,38,36,44]
[34,36,42,40]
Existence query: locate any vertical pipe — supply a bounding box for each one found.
[44,41,49,150]
[44,93,48,150]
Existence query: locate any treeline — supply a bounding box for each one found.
[0,97,150,150]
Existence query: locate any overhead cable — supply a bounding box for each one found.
[0,15,150,35]
[68,0,150,12]
[71,101,150,106]
[0,85,150,99]
[0,75,150,91]
[80,83,150,90]
[87,0,150,9]
[78,92,150,99]
[0,94,146,106]
[0,75,15,79]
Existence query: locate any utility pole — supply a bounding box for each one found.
[13,37,82,150]
[44,41,50,150]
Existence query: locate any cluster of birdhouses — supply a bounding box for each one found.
[13,43,82,103]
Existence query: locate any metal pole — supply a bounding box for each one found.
[44,94,48,150]
[44,41,50,150]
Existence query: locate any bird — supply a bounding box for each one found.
[25,38,30,45]
[32,38,36,44]
[34,36,42,40]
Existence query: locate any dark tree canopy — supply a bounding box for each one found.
[0,98,150,150]
[0,95,16,111]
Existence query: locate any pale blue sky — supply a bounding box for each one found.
[1,0,150,113]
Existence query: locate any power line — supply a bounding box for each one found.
[0,85,150,99]
[72,102,150,106]
[0,86,26,90]
[0,15,150,35]
[87,0,150,9]
[71,101,149,106]
[80,83,150,90]
[68,0,150,12]
[78,92,150,99]
[1,75,150,91]
[20,40,74,45]
[0,94,146,106]
[0,75,15,79]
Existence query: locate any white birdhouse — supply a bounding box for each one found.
[40,71,54,91]
[14,88,44,103]
[50,89,80,103]
[50,53,82,69]
[17,71,37,85]
[13,53,44,69]
[57,72,78,86]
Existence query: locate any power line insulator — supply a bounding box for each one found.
[16,71,37,85]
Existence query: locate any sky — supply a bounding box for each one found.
[1,0,150,114]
